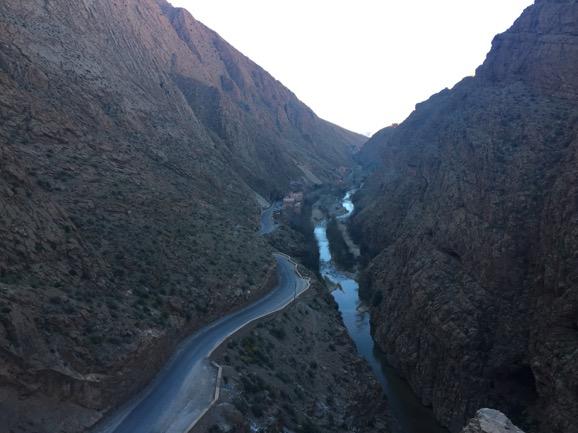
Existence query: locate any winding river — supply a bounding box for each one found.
[314,191,446,433]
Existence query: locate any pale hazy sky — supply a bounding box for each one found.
[170,0,534,136]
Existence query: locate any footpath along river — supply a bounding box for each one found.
[314,190,447,433]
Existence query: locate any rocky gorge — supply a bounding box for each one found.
[353,1,578,432]
[1,0,577,432]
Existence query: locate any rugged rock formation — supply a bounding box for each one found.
[354,1,578,432]
[0,0,364,431]
[461,409,524,433]
[355,125,396,172]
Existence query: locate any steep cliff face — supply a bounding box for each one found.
[0,0,363,431]
[355,1,578,432]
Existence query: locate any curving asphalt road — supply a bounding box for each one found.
[258,201,282,235]
[94,210,307,433]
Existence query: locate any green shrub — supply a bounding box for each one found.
[251,404,264,417]
[269,327,286,340]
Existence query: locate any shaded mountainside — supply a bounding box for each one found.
[354,1,578,433]
[355,125,397,172]
[0,0,364,431]
[158,0,362,193]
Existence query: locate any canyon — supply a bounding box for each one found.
[0,0,577,433]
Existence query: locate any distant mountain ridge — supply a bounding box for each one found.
[157,0,363,194]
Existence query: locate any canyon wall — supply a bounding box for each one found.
[0,1,364,431]
[355,1,578,432]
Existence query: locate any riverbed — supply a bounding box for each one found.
[314,191,447,433]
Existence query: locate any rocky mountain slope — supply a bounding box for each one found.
[197,275,389,433]
[355,125,396,172]
[354,1,578,432]
[0,0,365,431]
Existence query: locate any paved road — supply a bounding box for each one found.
[258,201,282,235]
[94,253,308,433]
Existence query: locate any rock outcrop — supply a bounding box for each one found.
[354,1,578,432]
[461,409,524,433]
[0,0,364,431]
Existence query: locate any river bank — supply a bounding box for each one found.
[313,189,447,433]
